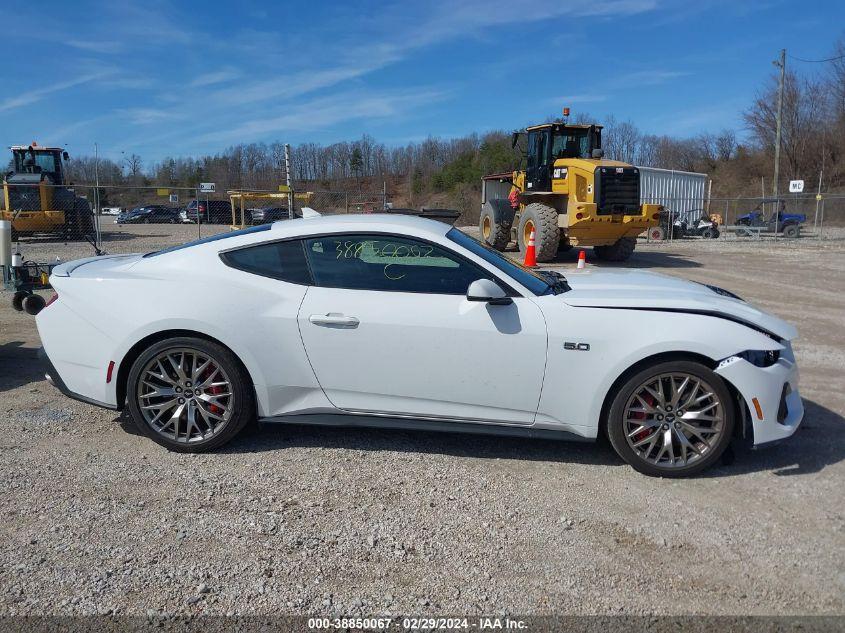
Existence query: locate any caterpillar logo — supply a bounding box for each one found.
[564,342,590,351]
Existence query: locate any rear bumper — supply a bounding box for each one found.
[715,345,803,446]
[36,299,120,408]
[39,347,119,410]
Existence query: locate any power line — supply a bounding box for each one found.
[789,53,845,63]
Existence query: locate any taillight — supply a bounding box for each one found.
[199,204,206,212]
[45,292,59,308]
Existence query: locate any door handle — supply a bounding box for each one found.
[309,313,360,328]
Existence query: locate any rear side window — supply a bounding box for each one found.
[221,239,312,285]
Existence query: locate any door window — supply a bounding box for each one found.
[535,130,548,167]
[303,234,493,295]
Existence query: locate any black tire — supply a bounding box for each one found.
[64,197,94,241]
[606,360,735,477]
[517,202,560,262]
[594,237,636,261]
[12,290,28,312]
[126,337,255,453]
[782,224,800,239]
[479,204,510,250]
[701,227,715,239]
[22,293,46,315]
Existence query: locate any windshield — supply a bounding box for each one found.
[551,128,591,159]
[446,228,568,295]
[14,150,61,175]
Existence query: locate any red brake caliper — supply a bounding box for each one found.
[201,366,224,416]
[632,392,655,442]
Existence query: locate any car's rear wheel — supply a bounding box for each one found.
[606,360,735,477]
[126,337,254,452]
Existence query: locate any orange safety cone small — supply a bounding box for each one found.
[523,230,537,268]
[577,249,586,269]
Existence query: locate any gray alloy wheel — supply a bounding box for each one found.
[607,360,735,477]
[623,372,725,469]
[127,337,254,452]
[136,348,234,443]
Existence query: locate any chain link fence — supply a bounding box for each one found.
[5,182,843,267]
[3,183,395,264]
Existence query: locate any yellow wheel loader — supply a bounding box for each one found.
[480,117,661,262]
[1,143,93,241]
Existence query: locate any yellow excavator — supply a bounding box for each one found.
[480,112,661,262]
[1,143,93,241]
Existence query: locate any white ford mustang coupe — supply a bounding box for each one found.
[36,214,803,476]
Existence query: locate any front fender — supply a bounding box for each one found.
[533,301,784,436]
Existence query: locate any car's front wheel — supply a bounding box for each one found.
[126,337,254,452]
[606,360,735,477]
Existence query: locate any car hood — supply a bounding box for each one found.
[559,268,797,340]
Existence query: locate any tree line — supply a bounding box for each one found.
[63,35,844,210]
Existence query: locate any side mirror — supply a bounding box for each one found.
[591,148,604,159]
[467,279,512,305]
[62,151,69,161]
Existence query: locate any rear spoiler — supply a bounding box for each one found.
[52,254,138,277]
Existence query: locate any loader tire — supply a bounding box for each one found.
[517,203,560,262]
[64,198,94,241]
[594,237,636,262]
[479,205,510,250]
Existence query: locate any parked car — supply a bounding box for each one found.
[736,199,805,238]
[184,199,232,224]
[249,206,291,224]
[116,205,181,224]
[36,214,802,477]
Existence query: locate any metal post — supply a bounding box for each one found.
[0,220,11,286]
[819,198,825,239]
[345,192,349,214]
[93,142,102,252]
[196,188,201,239]
[284,144,294,220]
[383,180,387,210]
[772,49,786,199]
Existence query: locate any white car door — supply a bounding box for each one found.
[297,233,547,424]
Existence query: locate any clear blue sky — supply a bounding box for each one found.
[0,0,842,164]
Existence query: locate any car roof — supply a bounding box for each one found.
[267,213,452,239]
[144,213,453,260]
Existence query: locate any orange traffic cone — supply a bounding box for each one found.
[577,250,586,269]
[523,230,537,268]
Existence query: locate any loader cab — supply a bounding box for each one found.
[10,145,67,185]
[523,124,602,192]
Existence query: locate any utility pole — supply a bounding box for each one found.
[772,48,786,198]
[284,144,294,220]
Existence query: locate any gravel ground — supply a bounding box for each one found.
[1,224,844,617]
